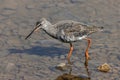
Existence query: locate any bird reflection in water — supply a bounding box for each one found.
[55,59,91,80]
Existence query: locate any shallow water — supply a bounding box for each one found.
[0,0,120,80]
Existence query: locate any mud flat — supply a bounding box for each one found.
[0,0,120,80]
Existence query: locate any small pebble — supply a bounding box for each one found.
[97,63,111,72]
[55,63,72,71]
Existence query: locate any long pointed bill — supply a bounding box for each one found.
[25,24,41,40]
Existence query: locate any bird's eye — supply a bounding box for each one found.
[101,26,104,29]
[36,21,40,26]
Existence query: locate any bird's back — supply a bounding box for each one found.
[53,20,90,42]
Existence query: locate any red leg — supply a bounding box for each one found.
[67,43,73,64]
[85,38,91,61]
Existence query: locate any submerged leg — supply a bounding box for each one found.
[85,38,91,61]
[84,59,91,79]
[67,43,73,64]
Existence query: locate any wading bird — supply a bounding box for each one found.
[25,18,103,64]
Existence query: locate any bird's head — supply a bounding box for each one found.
[88,25,104,34]
[96,26,104,32]
[92,26,104,32]
[25,18,51,39]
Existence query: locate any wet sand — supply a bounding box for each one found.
[0,0,120,80]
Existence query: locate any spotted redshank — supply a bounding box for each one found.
[25,18,103,64]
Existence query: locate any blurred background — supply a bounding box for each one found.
[0,0,120,80]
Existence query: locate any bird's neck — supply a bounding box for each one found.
[42,24,57,38]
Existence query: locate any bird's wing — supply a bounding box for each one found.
[64,22,88,37]
[56,21,88,36]
[55,21,89,42]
